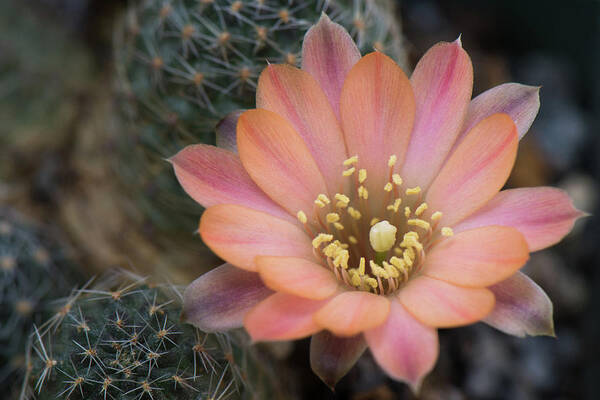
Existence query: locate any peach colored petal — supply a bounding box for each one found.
[199,204,313,271]
[423,226,529,287]
[182,263,272,332]
[310,331,366,389]
[215,109,245,153]
[398,276,495,328]
[340,52,415,191]
[171,144,292,221]
[301,13,361,118]
[256,64,347,192]
[365,299,438,393]
[454,187,584,252]
[459,83,540,144]
[402,40,473,189]
[313,291,390,337]
[255,256,339,300]
[244,293,326,341]
[426,113,518,227]
[237,109,329,221]
[484,272,554,337]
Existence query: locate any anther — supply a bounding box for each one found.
[358,169,367,183]
[407,219,431,230]
[441,227,454,236]
[431,211,443,221]
[342,167,356,176]
[334,194,350,208]
[312,233,333,248]
[315,199,326,208]
[358,186,369,199]
[318,194,330,204]
[404,207,411,218]
[347,207,362,220]
[392,174,403,186]
[415,203,428,216]
[349,236,358,244]
[343,155,358,166]
[406,186,422,196]
[333,222,345,230]
[387,198,402,212]
[326,213,340,223]
[365,277,378,289]
[358,258,366,275]
[388,155,397,167]
[384,182,393,192]
[297,211,307,224]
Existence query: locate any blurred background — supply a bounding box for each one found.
[0,0,598,399]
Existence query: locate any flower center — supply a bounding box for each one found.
[297,155,454,295]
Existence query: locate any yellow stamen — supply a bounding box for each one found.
[388,155,397,167]
[358,169,367,183]
[370,217,380,226]
[333,222,345,230]
[415,202,428,216]
[384,182,393,192]
[318,194,330,204]
[431,211,443,221]
[393,247,403,256]
[312,233,333,248]
[392,174,402,186]
[365,277,378,289]
[333,249,350,269]
[370,260,389,279]
[334,194,350,208]
[350,272,362,287]
[390,256,406,272]
[441,227,454,236]
[358,185,368,199]
[406,186,421,196]
[387,198,402,212]
[342,167,356,176]
[343,155,358,166]
[407,219,431,230]
[348,235,358,244]
[358,258,366,275]
[347,207,362,220]
[296,211,307,224]
[315,199,326,208]
[326,213,340,223]
[404,207,411,218]
[383,261,399,278]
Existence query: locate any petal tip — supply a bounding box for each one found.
[454,34,463,47]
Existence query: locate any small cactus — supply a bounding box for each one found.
[25,271,275,399]
[112,0,406,240]
[0,208,79,397]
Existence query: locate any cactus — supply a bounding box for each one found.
[0,208,80,397]
[112,0,406,239]
[25,271,276,400]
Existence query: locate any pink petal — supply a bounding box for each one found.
[454,187,584,252]
[401,39,474,189]
[365,299,438,393]
[459,83,540,144]
[398,276,495,328]
[426,113,518,227]
[182,263,273,332]
[199,204,313,271]
[237,109,329,221]
[215,109,245,153]
[423,226,530,287]
[301,13,361,118]
[484,272,555,337]
[256,64,347,192]
[170,144,291,221]
[313,291,390,337]
[339,52,416,191]
[244,293,326,341]
[255,256,339,300]
[310,331,367,389]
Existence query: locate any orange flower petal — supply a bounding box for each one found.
[244,293,326,341]
[257,64,347,192]
[340,52,415,191]
[423,226,529,287]
[426,113,518,227]
[454,187,584,252]
[171,144,291,221]
[301,13,361,118]
[199,204,313,271]
[398,276,495,328]
[365,299,438,393]
[237,109,329,220]
[313,291,390,336]
[402,40,473,190]
[255,256,339,300]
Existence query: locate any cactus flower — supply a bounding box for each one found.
[172,15,583,391]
